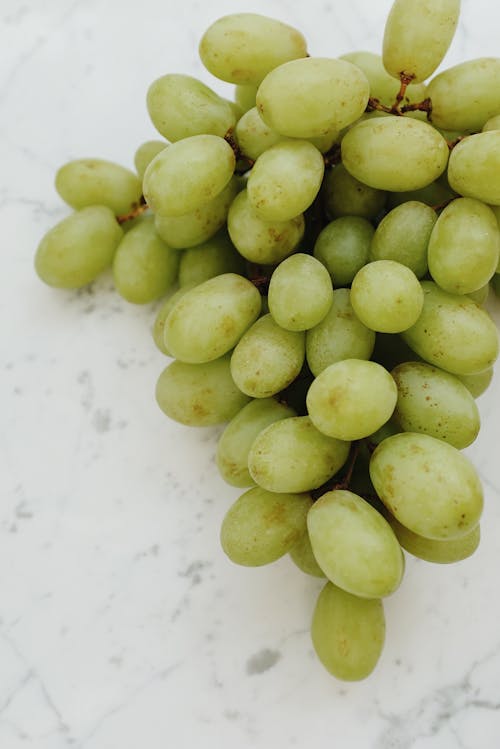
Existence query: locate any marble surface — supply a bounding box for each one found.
[2,1,500,747]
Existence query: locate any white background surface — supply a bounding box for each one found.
[2,1,500,747]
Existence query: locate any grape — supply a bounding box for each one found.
[164,273,261,363]
[350,260,424,333]
[112,218,179,304]
[256,57,369,137]
[35,206,123,289]
[289,531,325,578]
[152,284,196,356]
[267,253,333,331]
[247,416,350,494]
[340,50,427,106]
[369,201,436,278]
[428,58,500,131]
[230,314,305,398]
[428,198,500,294]
[156,354,250,426]
[370,432,483,540]
[143,134,235,217]
[387,515,480,564]
[199,13,307,85]
[234,84,258,114]
[134,140,168,180]
[177,231,245,287]
[307,490,404,598]
[456,368,494,399]
[55,158,142,216]
[247,140,324,221]
[306,359,397,440]
[386,178,456,210]
[467,284,490,306]
[314,217,374,286]
[341,117,449,192]
[483,114,500,132]
[391,361,480,449]
[401,281,499,375]
[234,106,283,161]
[227,189,304,264]
[216,398,295,488]
[146,74,236,142]
[154,177,239,249]
[447,131,500,206]
[323,164,387,220]
[306,289,376,376]
[382,0,460,83]
[311,582,385,681]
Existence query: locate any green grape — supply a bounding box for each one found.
[323,163,387,220]
[401,281,499,375]
[256,57,369,137]
[289,531,325,577]
[340,50,427,107]
[164,273,261,363]
[230,314,305,398]
[134,140,168,180]
[227,189,304,264]
[386,178,456,210]
[391,362,480,449]
[314,216,374,286]
[152,284,196,356]
[35,206,123,289]
[382,0,460,83]
[467,284,489,306]
[224,98,244,123]
[234,83,259,113]
[216,398,295,487]
[220,487,312,566]
[199,13,307,85]
[267,253,333,331]
[456,368,494,398]
[369,201,436,278]
[311,582,385,681]
[112,218,179,304]
[447,131,500,206]
[307,490,404,598]
[248,416,350,494]
[55,159,142,216]
[155,353,250,426]
[483,114,500,132]
[235,106,283,161]
[306,289,376,376]
[143,134,235,217]
[428,198,500,293]
[178,231,245,287]
[387,514,480,564]
[146,74,236,142]
[154,177,239,249]
[369,432,483,539]
[428,58,500,131]
[341,117,449,192]
[306,359,397,440]
[247,140,324,221]
[350,260,424,333]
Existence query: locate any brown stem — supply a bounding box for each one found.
[393,72,415,111]
[311,441,360,500]
[400,97,433,118]
[365,73,433,119]
[323,142,342,168]
[446,135,467,150]
[116,197,148,224]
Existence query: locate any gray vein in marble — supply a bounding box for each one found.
[374,645,500,748]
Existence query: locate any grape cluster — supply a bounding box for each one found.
[34,0,500,681]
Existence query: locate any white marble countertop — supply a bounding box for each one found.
[2,1,500,747]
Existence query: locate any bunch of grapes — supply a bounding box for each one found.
[34,0,500,681]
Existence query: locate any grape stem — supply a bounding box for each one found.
[224,129,255,174]
[311,440,360,499]
[366,71,432,119]
[116,197,148,224]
